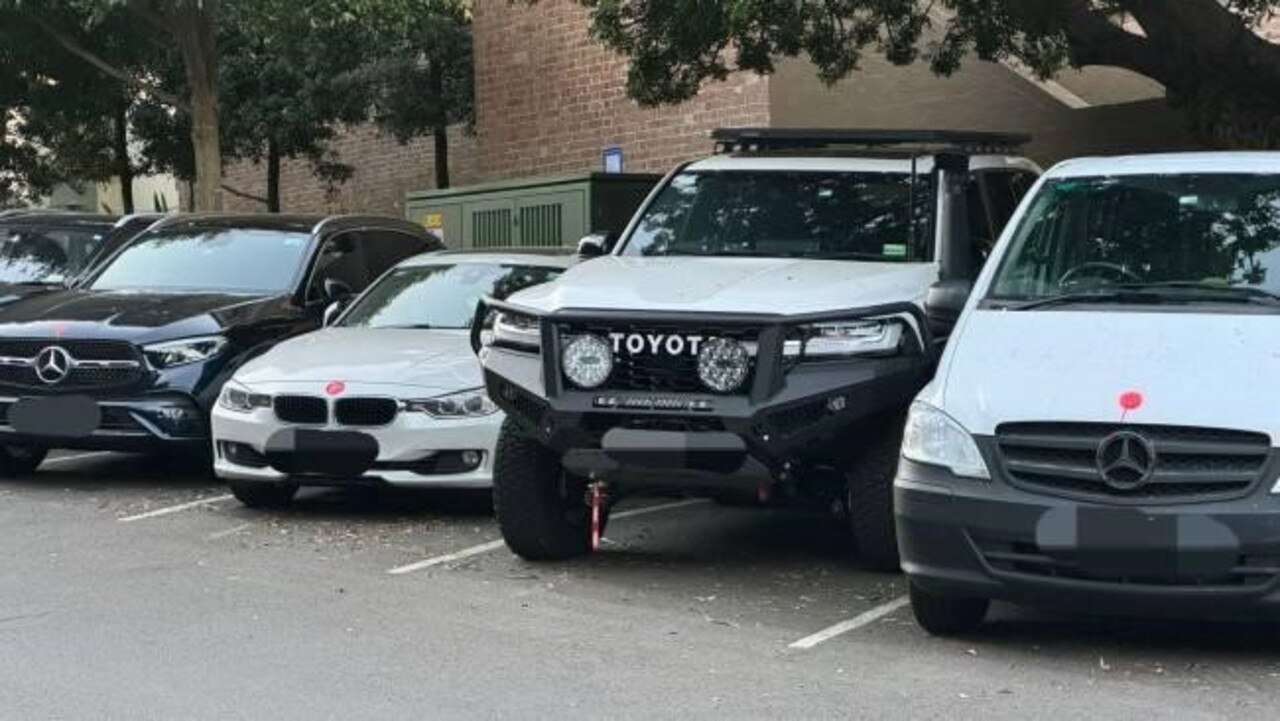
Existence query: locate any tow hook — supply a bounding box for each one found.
[586,480,609,552]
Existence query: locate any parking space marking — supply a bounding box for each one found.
[207,522,254,540]
[44,452,116,467]
[387,498,707,575]
[787,595,910,650]
[117,494,234,523]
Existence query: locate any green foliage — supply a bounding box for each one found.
[579,1,1279,114]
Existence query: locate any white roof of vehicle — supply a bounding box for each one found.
[397,249,577,270]
[685,154,1038,174]
[1047,152,1280,179]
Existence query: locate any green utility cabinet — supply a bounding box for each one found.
[406,172,660,249]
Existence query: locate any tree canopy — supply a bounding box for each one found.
[3,0,474,210]
[582,0,1280,147]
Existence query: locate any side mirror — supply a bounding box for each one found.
[322,278,353,303]
[576,232,615,260]
[323,300,347,327]
[925,279,973,338]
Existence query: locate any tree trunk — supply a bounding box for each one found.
[433,125,450,190]
[112,98,134,214]
[173,5,222,211]
[266,137,281,213]
[429,62,450,190]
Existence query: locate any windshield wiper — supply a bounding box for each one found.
[808,251,896,261]
[1112,282,1280,304]
[1005,284,1280,311]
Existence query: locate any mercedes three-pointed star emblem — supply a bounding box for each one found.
[34,346,72,385]
[1095,430,1158,491]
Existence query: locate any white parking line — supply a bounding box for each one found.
[117,494,234,523]
[787,595,911,650]
[207,522,254,540]
[44,452,116,467]
[388,498,707,575]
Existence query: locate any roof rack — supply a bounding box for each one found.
[712,128,1031,156]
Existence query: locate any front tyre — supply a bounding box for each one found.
[909,581,989,636]
[0,446,46,477]
[228,481,297,509]
[493,419,596,561]
[846,414,905,572]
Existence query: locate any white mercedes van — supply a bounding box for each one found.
[896,153,1280,634]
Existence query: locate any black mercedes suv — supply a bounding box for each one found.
[0,213,440,474]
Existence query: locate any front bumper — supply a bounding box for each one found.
[477,301,935,492]
[0,393,206,451]
[211,401,501,489]
[895,458,1280,620]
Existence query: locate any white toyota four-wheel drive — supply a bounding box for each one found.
[474,129,1041,567]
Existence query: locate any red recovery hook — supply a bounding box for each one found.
[588,481,608,552]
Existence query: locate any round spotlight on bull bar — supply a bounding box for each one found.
[562,334,614,389]
[697,337,750,393]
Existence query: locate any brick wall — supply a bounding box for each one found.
[219,124,478,216]
[470,0,770,182]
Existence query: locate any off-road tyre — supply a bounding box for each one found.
[229,481,298,509]
[0,446,46,477]
[493,419,599,561]
[846,415,905,572]
[908,580,989,636]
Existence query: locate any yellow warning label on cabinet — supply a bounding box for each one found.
[422,213,444,230]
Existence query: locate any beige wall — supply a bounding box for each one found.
[768,56,1198,167]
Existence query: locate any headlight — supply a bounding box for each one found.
[901,402,989,479]
[562,334,613,389]
[404,388,498,418]
[144,335,227,369]
[218,381,272,413]
[697,337,750,393]
[789,319,905,359]
[491,311,540,350]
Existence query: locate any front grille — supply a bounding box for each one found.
[972,534,1279,589]
[334,397,398,426]
[274,395,328,425]
[560,322,759,394]
[0,339,144,391]
[994,423,1270,503]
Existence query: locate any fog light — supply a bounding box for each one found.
[697,337,750,393]
[461,450,482,469]
[562,334,613,389]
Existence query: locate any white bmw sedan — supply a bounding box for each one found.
[211,250,573,508]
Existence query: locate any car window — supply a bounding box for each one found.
[621,170,936,262]
[362,230,437,280]
[989,173,1280,300]
[307,233,369,302]
[0,225,106,283]
[984,170,1038,232]
[89,227,312,294]
[339,262,563,330]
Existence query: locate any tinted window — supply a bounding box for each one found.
[308,233,369,301]
[990,173,1280,300]
[362,231,435,279]
[0,225,107,283]
[339,262,563,330]
[89,228,312,294]
[984,170,1038,232]
[622,171,935,261]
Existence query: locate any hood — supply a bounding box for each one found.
[0,289,278,341]
[509,256,938,315]
[940,309,1280,440]
[233,327,480,394]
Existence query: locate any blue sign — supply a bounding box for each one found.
[602,146,624,174]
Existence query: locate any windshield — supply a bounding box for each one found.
[89,228,312,294]
[0,224,106,284]
[339,262,563,329]
[990,174,1280,303]
[620,170,934,261]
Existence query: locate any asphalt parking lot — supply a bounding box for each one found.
[2,452,1278,719]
